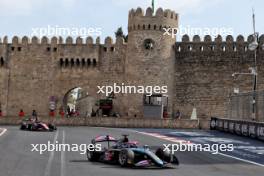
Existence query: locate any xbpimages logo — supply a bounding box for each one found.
[97,83,168,96]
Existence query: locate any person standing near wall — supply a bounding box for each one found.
[67,106,71,118]
[49,110,55,117]
[32,110,38,119]
[175,110,182,119]
[59,109,65,118]
[18,109,25,118]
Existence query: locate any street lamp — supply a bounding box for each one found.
[247,32,258,121]
[231,9,264,121]
[248,40,258,51]
[247,7,263,121]
[232,67,257,77]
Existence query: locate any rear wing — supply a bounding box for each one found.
[92,135,117,143]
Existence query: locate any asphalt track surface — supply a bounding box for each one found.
[0,126,264,176]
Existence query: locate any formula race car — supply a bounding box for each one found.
[20,118,57,132]
[86,135,179,168]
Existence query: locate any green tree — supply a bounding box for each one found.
[115,27,128,42]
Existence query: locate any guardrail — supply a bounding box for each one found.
[210,117,264,141]
[0,116,210,129]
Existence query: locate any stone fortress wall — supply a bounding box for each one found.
[175,34,264,118]
[0,7,264,119]
[0,35,127,116]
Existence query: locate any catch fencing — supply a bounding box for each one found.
[227,91,264,122]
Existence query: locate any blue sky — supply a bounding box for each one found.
[0,0,263,41]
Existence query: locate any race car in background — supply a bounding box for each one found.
[20,118,57,132]
[86,135,179,168]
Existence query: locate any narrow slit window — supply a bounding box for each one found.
[93,59,97,66]
[59,58,64,67]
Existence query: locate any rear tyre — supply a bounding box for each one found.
[119,150,128,167]
[20,124,26,130]
[87,149,97,161]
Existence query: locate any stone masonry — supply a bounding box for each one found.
[0,7,264,119]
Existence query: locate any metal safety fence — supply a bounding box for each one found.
[226,91,264,122]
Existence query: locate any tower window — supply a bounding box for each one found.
[65,59,69,67]
[18,47,22,51]
[87,59,91,66]
[76,59,80,66]
[59,58,64,67]
[70,58,74,67]
[0,57,4,66]
[93,59,97,66]
[81,58,85,67]
[144,39,155,50]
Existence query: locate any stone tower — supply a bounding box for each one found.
[125,7,179,117]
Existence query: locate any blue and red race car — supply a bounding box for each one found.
[86,135,179,168]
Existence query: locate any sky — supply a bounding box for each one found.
[0,0,263,42]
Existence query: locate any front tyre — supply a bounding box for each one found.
[172,155,179,165]
[48,124,57,131]
[20,124,26,130]
[156,148,179,165]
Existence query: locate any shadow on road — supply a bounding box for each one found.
[70,159,89,163]
[69,160,177,170]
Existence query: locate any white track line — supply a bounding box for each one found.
[135,130,264,167]
[0,128,7,136]
[61,130,66,176]
[218,152,264,167]
[44,130,59,176]
[136,131,192,144]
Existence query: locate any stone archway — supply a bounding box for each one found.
[61,86,99,117]
[62,87,81,113]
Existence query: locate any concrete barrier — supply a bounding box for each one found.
[210,117,264,141]
[0,116,210,129]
